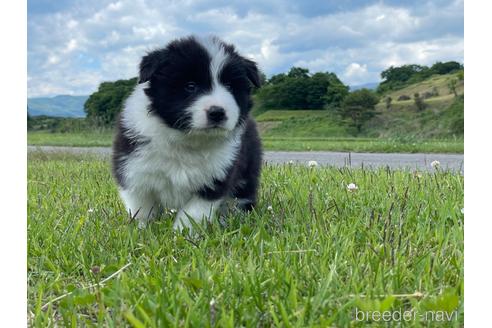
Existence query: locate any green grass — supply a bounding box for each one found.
[262,137,463,153]
[27,131,463,153]
[28,153,463,327]
[256,110,329,122]
[28,131,114,147]
[381,72,464,102]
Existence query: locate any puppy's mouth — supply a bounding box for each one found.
[189,125,229,137]
[206,123,227,130]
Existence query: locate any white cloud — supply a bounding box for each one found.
[28,0,463,96]
[343,63,369,85]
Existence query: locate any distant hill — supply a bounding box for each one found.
[349,82,379,91]
[256,71,464,139]
[27,95,89,117]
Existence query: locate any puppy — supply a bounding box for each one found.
[112,36,262,231]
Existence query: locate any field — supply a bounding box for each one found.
[27,131,463,153]
[28,152,463,326]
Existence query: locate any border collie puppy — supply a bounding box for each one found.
[112,36,262,231]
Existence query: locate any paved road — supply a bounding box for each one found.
[28,146,464,172]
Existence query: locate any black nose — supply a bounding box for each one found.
[207,106,226,124]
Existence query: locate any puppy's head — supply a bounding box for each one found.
[139,36,261,133]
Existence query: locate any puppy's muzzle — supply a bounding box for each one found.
[206,106,227,125]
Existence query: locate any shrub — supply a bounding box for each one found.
[414,93,427,111]
[385,96,392,110]
[398,95,411,101]
[339,89,380,133]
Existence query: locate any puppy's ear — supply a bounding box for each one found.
[138,50,167,84]
[243,58,262,88]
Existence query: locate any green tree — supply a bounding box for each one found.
[385,96,392,110]
[447,78,459,97]
[287,67,310,79]
[414,93,426,111]
[84,77,138,125]
[377,64,430,93]
[268,73,287,85]
[430,61,462,75]
[323,73,349,108]
[257,68,348,110]
[457,70,464,81]
[340,89,379,133]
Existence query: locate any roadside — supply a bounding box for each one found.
[28,145,464,173]
[27,131,464,153]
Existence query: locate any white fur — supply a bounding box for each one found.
[173,196,223,231]
[186,84,240,131]
[185,36,239,131]
[119,83,243,230]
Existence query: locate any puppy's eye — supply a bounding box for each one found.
[184,81,197,93]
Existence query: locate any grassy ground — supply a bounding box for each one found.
[28,152,463,327]
[380,72,464,103]
[262,137,463,153]
[28,131,114,147]
[27,131,463,153]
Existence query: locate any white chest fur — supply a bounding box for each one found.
[122,134,240,208]
[119,82,242,209]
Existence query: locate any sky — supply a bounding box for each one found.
[27,0,464,97]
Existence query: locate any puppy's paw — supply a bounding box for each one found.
[173,211,193,232]
[137,219,148,230]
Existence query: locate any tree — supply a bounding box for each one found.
[430,61,462,75]
[385,96,392,110]
[323,73,349,108]
[84,77,138,125]
[268,73,287,85]
[447,78,458,97]
[457,70,464,81]
[413,93,426,111]
[377,64,430,93]
[256,68,349,110]
[287,67,309,79]
[340,89,379,133]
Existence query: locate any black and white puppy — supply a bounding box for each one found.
[112,36,262,231]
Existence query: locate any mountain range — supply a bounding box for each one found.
[349,81,380,91]
[27,95,89,117]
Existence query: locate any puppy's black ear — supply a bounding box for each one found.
[138,49,167,84]
[243,58,262,88]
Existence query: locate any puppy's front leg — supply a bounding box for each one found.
[173,196,222,231]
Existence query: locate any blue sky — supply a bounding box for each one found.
[27,0,463,97]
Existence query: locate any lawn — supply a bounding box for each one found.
[262,137,464,153]
[28,152,463,327]
[28,131,114,147]
[27,131,463,153]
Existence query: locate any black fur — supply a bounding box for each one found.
[112,35,262,219]
[111,113,149,188]
[197,118,262,209]
[141,37,213,130]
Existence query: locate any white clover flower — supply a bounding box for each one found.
[267,205,274,212]
[169,208,177,214]
[430,160,441,169]
[88,208,94,213]
[347,183,358,192]
[308,160,318,167]
[288,160,294,165]
[461,208,464,214]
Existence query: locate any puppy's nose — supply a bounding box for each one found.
[207,106,226,124]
